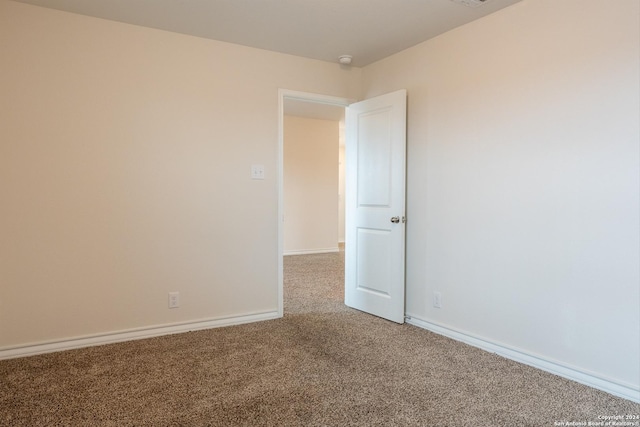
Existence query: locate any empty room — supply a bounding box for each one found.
[1,0,638,425]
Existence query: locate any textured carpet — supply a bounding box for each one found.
[1,252,637,426]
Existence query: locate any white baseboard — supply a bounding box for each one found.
[405,315,640,403]
[284,247,339,256]
[0,310,280,361]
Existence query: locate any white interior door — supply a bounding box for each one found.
[345,89,407,323]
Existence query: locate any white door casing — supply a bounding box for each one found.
[277,90,352,317]
[345,90,407,323]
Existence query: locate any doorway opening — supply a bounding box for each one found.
[277,90,352,317]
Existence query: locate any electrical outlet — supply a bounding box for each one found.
[433,291,442,309]
[168,292,180,308]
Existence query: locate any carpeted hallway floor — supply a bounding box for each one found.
[1,252,637,426]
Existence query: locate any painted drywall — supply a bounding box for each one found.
[338,142,346,243]
[0,1,360,349]
[283,116,339,254]
[361,0,639,393]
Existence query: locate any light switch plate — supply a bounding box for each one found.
[251,164,265,180]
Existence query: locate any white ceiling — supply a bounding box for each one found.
[12,0,523,67]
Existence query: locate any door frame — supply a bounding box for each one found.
[277,89,353,317]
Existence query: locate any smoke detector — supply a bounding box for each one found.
[338,55,353,65]
[449,0,490,7]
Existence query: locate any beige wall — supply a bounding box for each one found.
[361,0,639,391]
[0,1,360,349]
[338,142,346,243]
[283,116,339,254]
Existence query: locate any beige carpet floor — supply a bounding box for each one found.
[1,252,637,426]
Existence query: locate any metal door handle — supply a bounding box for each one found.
[390,216,400,223]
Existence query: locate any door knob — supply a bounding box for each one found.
[390,216,400,223]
